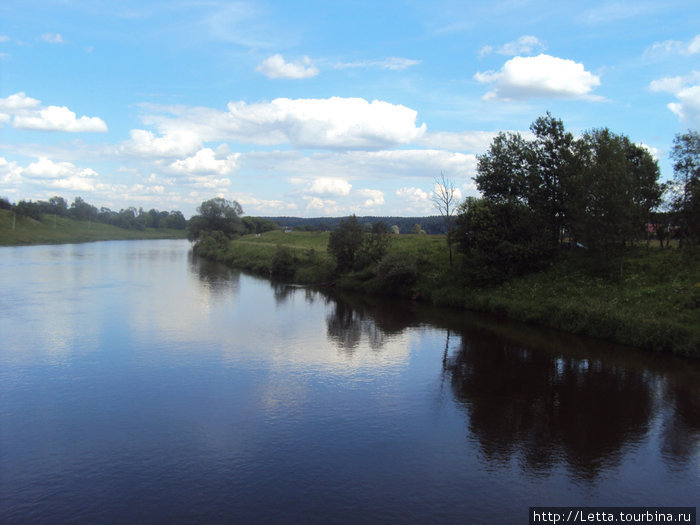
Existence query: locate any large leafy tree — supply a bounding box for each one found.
[568,128,662,255]
[187,197,244,241]
[527,112,576,245]
[474,131,531,204]
[670,130,700,247]
[474,113,575,247]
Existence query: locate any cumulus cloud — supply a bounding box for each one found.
[23,157,98,179]
[308,177,352,196]
[40,33,64,44]
[256,54,319,79]
[433,181,463,201]
[304,196,340,215]
[133,97,426,151]
[14,105,108,132]
[0,157,23,185]
[479,35,546,57]
[0,92,107,132]
[645,34,700,59]
[122,128,202,158]
[4,157,101,192]
[356,188,384,207]
[475,54,601,101]
[650,72,700,125]
[168,147,239,175]
[334,57,420,71]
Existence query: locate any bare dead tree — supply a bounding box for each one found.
[432,172,458,266]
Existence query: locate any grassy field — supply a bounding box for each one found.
[0,209,187,245]
[218,230,700,358]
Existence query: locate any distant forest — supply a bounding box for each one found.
[263,216,447,234]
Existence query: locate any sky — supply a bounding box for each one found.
[1,1,699,218]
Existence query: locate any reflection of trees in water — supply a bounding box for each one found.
[188,251,240,296]
[445,330,654,480]
[660,378,700,470]
[324,292,427,353]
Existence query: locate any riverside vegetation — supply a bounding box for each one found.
[190,119,700,358]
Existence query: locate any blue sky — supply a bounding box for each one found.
[1,0,698,217]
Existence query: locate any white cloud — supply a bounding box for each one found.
[649,72,700,125]
[0,157,23,185]
[433,182,463,202]
[334,57,420,71]
[396,187,428,203]
[356,189,384,207]
[0,93,107,132]
[256,54,319,79]
[6,157,101,192]
[168,147,239,175]
[308,177,352,196]
[475,54,601,101]
[417,131,500,153]
[13,105,108,132]
[40,33,64,44]
[122,128,202,158]
[645,35,700,59]
[254,149,477,182]
[0,92,41,112]
[479,35,546,57]
[304,196,340,215]
[136,97,426,151]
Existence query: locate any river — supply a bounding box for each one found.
[0,239,698,523]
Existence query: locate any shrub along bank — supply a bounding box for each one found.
[193,229,700,359]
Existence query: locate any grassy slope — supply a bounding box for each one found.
[0,209,187,245]
[225,230,699,357]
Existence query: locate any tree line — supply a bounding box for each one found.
[1,195,187,230]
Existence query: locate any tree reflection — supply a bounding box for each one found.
[660,378,700,470]
[188,251,240,296]
[323,292,426,353]
[446,329,654,480]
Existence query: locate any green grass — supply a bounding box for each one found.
[0,210,187,245]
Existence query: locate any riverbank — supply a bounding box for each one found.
[198,230,700,358]
[0,210,187,245]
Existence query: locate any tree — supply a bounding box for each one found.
[527,112,576,245]
[670,130,700,247]
[455,197,551,284]
[474,131,531,204]
[187,197,244,241]
[432,172,459,266]
[68,197,98,221]
[327,215,364,271]
[568,129,662,257]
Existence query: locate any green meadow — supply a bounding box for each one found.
[0,209,187,246]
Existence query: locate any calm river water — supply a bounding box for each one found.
[0,239,698,523]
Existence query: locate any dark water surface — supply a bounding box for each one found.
[1,240,698,523]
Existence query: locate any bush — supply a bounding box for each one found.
[271,245,296,281]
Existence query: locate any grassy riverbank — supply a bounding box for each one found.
[0,210,187,245]
[203,230,700,358]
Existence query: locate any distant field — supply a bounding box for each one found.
[0,210,187,246]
